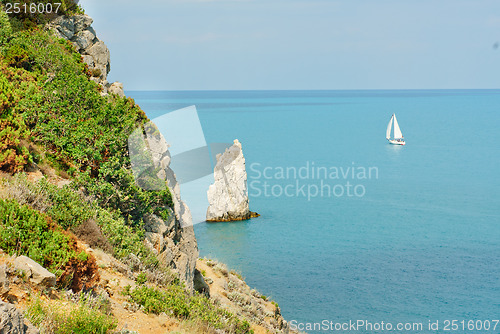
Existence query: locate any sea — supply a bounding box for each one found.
[128,90,500,333]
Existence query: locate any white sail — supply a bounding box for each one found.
[386,114,393,140]
[393,114,403,139]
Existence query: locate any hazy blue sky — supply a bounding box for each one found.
[80,0,500,90]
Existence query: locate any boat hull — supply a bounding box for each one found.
[388,139,405,145]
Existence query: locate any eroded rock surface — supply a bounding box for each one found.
[47,14,120,95]
[0,300,39,334]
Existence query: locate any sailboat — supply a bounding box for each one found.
[386,113,406,145]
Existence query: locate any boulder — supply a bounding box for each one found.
[0,300,39,334]
[73,14,93,31]
[81,55,94,67]
[108,82,125,98]
[85,39,111,80]
[206,139,259,222]
[85,39,110,78]
[13,256,56,288]
[86,39,109,65]
[50,28,65,40]
[52,16,74,39]
[193,269,209,297]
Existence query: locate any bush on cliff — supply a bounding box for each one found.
[0,198,98,290]
[1,174,159,267]
[26,294,117,334]
[0,57,37,173]
[0,7,12,45]
[0,13,172,226]
[126,284,254,334]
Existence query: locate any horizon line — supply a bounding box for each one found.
[125,88,500,92]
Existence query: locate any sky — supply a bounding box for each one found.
[80,0,500,91]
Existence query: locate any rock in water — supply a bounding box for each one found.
[206,139,259,222]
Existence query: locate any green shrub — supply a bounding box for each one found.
[1,175,94,229]
[136,272,147,285]
[76,157,172,226]
[0,26,172,229]
[26,295,116,334]
[1,175,159,268]
[95,207,158,267]
[0,198,97,288]
[130,285,189,317]
[0,62,36,173]
[0,198,72,273]
[0,122,30,172]
[28,183,91,230]
[127,285,253,333]
[0,7,12,46]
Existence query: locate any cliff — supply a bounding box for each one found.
[46,13,124,96]
[134,122,199,291]
[43,12,199,292]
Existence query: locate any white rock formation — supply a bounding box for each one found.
[206,139,259,222]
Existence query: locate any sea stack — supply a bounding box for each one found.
[206,139,259,222]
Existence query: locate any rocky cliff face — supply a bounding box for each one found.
[48,14,198,289]
[47,14,123,97]
[0,299,39,334]
[134,123,199,290]
[206,139,259,222]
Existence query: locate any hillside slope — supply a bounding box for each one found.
[0,3,293,333]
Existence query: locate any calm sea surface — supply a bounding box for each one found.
[128,90,500,333]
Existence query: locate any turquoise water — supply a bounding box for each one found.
[129,90,500,333]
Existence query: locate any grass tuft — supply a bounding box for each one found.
[26,294,116,334]
[126,284,253,334]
